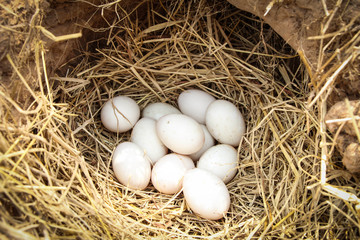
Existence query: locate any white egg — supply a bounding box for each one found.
[205,100,245,146]
[189,125,215,161]
[183,168,230,220]
[151,153,195,194]
[112,142,151,190]
[131,117,168,164]
[157,114,204,155]
[178,89,215,124]
[142,102,181,121]
[101,96,140,133]
[197,144,238,183]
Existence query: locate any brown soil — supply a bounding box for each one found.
[325,100,360,173]
[227,0,323,70]
[227,0,360,70]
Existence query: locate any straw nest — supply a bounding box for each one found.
[0,0,359,239]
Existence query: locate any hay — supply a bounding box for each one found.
[0,0,359,239]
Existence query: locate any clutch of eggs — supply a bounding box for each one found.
[100,89,246,220]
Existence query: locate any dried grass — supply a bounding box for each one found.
[0,0,359,239]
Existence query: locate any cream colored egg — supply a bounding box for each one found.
[205,100,245,146]
[131,117,168,164]
[142,102,181,121]
[183,168,230,220]
[189,125,215,161]
[101,96,140,133]
[156,114,204,155]
[151,154,195,194]
[197,144,238,183]
[112,142,151,190]
[178,89,215,124]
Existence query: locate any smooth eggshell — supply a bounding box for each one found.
[197,144,238,183]
[142,102,181,121]
[131,117,168,164]
[205,100,245,146]
[189,125,215,161]
[178,89,215,124]
[151,154,195,194]
[183,168,230,220]
[112,142,151,190]
[101,96,140,133]
[157,114,204,155]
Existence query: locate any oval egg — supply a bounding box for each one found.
[131,117,168,164]
[189,125,215,161]
[112,142,151,190]
[205,100,245,146]
[197,144,238,183]
[101,96,140,133]
[178,89,215,124]
[142,102,181,121]
[183,168,230,220]
[157,114,204,155]
[151,153,195,194]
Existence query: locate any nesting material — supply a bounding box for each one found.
[1,0,360,239]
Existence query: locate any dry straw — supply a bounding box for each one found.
[0,0,359,239]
